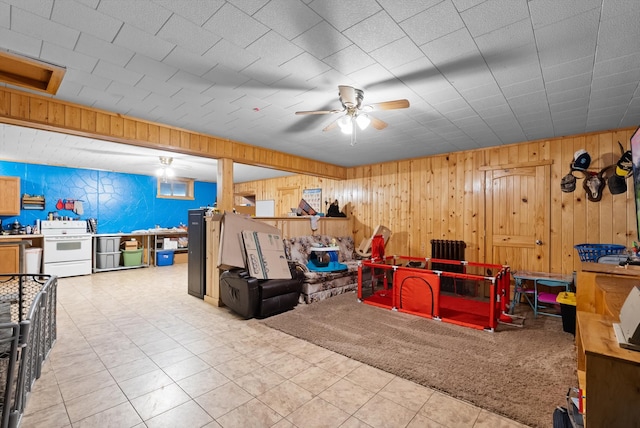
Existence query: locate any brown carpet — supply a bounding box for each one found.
[262,292,577,428]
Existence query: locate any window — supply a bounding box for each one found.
[157,177,194,200]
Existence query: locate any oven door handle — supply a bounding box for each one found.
[45,235,92,241]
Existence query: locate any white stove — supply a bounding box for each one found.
[41,220,92,277]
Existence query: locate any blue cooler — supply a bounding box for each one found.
[156,249,175,266]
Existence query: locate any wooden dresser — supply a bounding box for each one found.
[576,263,640,428]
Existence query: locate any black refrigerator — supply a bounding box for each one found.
[188,208,207,298]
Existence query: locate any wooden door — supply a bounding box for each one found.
[277,187,299,217]
[0,176,20,215]
[485,165,551,272]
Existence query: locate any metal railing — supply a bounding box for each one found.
[0,274,57,428]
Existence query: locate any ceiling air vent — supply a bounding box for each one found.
[0,50,66,95]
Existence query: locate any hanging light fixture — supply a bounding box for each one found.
[355,114,370,130]
[156,156,174,183]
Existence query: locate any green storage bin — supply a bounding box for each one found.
[122,249,143,266]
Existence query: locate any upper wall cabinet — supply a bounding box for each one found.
[0,176,20,216]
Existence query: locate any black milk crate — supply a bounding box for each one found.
[0,274,57,428]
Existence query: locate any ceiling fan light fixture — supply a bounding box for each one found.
[356,114,370,130]
[337,115,352,130]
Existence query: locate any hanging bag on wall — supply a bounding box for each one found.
[371,234,385,261]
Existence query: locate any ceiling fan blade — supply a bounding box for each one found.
[369,116,388,130]
[338,85,357,106]
[322,118,340,132]
[295,109,341,115]
[367,99,410,111]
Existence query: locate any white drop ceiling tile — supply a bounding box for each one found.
[593,53,640,79]
[279,52,331,81]
[113,24,175,62]
[247,31,304,66]
[343,11,405,53]
[550,98,588,114]
[475,18,534,54]
[501,77,545,99]
[477,104,515,120]
[64,68,111,91]
[171,87,215,107]
[292,22,351,60]
[401,1,465,45]
[547,86,590,105]
[535,10,600,67]
[461,0,529,37]
[443,61,495,92]
[152,0,224,26]
[135,75,180,97]
[202,39,258,72]
[0,27,42,57]
[308,0,380,32]
[93,60,143,86]
[56,79,83,97]
[162,47,215,77]
[0,3,9,28]
[11,7,79,49]
[51,1,121,42]
[595,32,640,62]
[145,92,184,111]
[125,54,176,81]
[347,63,396,89]
[369,37,424,70]
[323,44,376,75]
[491,61,542,87]
[75,33,134,67]
[541,55,594,83]
[239,58,291,85]
[601,0,640,20]
[589,93,633,110]
[167,70,214,93]
[106,81,150,101]
[591,73,640,93]
[40,42,97,73]
[459,81,501,102]
[156,14,221,56]
[419,28,476,67]
[78,85,122,107]
[3,0,53,18]
[545,72,592,95]
[205,66,255,91]
[620,114,640,128]
[376,0,439,22]
[97,0,171,35]
[467,93,507,110]
[529,0,601,30]
[254,0,321,40]
[203,3,269,48]
[74,0,99,8]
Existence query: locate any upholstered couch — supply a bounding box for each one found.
[283,235,367,303]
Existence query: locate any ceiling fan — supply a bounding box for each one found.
[295,85,410,145]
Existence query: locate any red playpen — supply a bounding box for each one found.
[357,256,512,331]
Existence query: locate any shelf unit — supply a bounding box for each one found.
[21,194,45,210]
[92,233,151,273]
[151,230,188,265]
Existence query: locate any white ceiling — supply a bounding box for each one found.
[1,0,639,181]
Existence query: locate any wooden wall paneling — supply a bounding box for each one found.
[29,98,47,122]
[397,160,410,255]
[584,134,600,248]
[552,139,569,274]
[611,129,632,243]
[454,153,465,242]
[10,92,29,119]
[473,152,485,263]
[598,132,614,243]
[81,110,97,132]
[65,105,81,129]
[0,90,9,115]
[425,158,435,252]
[48,102,65,126]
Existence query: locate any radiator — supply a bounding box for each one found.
[430,239,466,261]
[431,239,466,293]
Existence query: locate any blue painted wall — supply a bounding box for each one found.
[0,160,216,233]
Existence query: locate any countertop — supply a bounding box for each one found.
[0,234,44,240]
[93,229,187,237]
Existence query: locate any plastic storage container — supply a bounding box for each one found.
[97,236,120,253]
[156,249,175,266]
[574,244,626,262]
[25,247,42,274]
[122,249,143,266]
[556,291,576,335]
[96,251,121,269]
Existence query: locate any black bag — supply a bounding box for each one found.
[553,406,571,428]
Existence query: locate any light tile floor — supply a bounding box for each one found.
[22,264,530,428]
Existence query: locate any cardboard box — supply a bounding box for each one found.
[218,211,281,270]
[163,238,178,250]
[241,230,291,280]
[124,239,139,250]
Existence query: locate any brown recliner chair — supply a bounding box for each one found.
[219,262,304,319]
